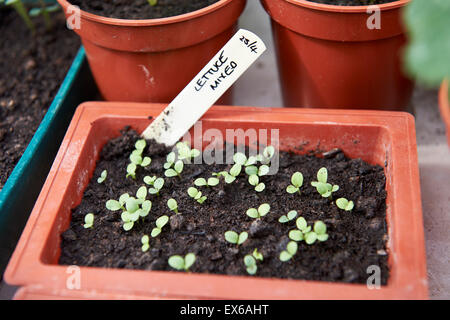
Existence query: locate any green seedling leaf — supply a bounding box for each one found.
[317,167,328,183]
[280,241,298,261]
[83,213,94,229]
[336,198,354,211]
[106,200,122,211]
[258,165,270,176]
[233,152,247,165]
[244,255,257,275]
[97,170,107,183]
[229,164,242,177]
[289,230,304,242]
[141,235,150,252]
[167,198,178,213]
[136,186,147,200]
[125,197,140,213]
[144,175,157,185]
[135,139,146,151]
[168,255,184,270]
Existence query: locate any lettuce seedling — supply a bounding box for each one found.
[141,235,150,252]
[278,210,298,223]
[145,176,164,196]
[194,177,220,187]
[244,255,257,275]
[288,217,311,242]
[127,139,151,179]
[165,160,184,178]
[279,241,298,262]
[245,164,269,177]
[304,221,329,245]
[151,215,169,237]
[244,248,264,275]
[248,174,265,192]
[176,141,200,163]
[286,172,303,194]
[187,187,207,204]
[1,0,35,32]
[233,152,258,167]
[164,152,176,169]
[224,231,248,246]
[106,188,152,231]
[311,167,339,198]
[97,170,107,184]
[167,198,179,214]
[219,163,242,184]
[246,203,270,219]
[83,213,94,229]
[336,198,354,211]
[168,253,196,272]
[253,248,263,261]
[258,145,276,164]
[147,0,157,6]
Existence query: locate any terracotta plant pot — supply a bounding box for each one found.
[57,0,246,104]
[439,80,450,148]
[260,0,414,110]
[5,102,427,299]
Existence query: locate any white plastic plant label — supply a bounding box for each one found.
[141,29,267,146]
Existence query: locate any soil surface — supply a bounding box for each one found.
[70,0,221,20]
[59,128,390,284]
[307,0,396,5]
[0,9,80,191]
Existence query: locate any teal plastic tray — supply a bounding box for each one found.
[0,46,97,276]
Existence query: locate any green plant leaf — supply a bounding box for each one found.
[143,175,156,185]
[125,198,140,213]
[278,216,289,223]
[97,170,107,183]
[258,203,270,216]
[106,200,122,211]
[248,174,259,186]
[291,172,303,187]
[142,200,152,214]
[255,183,265,192]
[289,230,303,242]
[194,178,207,187]
[141,235,149,244]
[123,222,134,231]
[263,146,275,159]
[244,255,256,267]
[156,215,169,229]
[287,210,297,220]
[258,165,269,176]
[245,165,258,176]
[151,228,161,237]
[317,167,328,183]
[83,213,94,228]
[246,264,257,275]
[253,249,263,261]
[167,198,178,211]
[142,243,150,252]
[279,251,292,262]
[135,139,146,151]
[154,178,164,190]
[314,221,327,235]
[188,187,198,198]
[165,169,178,177]
[184,253,196,270]
[287,241,298,255]
[230,164,242,177]
[207,177,220,186]
[246,208,259,219]
[168,255,185,270]
[225,231,239,244]
[119,193,130,205]
[136,186,147,200]
[305,232,318,245]
[318,234,329,242]
[233,152,247,165]
[286,185,299,194]
[174,160,184,173]
[238,232,248,245]
[141,157,151,167]
[296,217,307,231]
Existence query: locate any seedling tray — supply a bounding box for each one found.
[5,102,428,299]
[0,47,97,277]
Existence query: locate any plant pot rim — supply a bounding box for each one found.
[282,0,410,13]
[5,103,428,299]
[57,0,234,27]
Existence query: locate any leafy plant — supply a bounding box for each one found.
[248,174,265,192]
[1,0,35,32]
[151,215,169,237]
[224,231,248,246]
[167,198,179,214]
[286,172,303,194]
[245,164,269,177]
[278,210,298,223]
[176,141,200,163]
[127,139,151,179]
[144,176,164,196]
[233,152,258,167]
[304,221,329,245]
[168,253,196,272]
[279,241,298,262]
[83,213,94,229]
[187,187,207,204]
[165,159,184,178]
[164,152,176,170]
[141,235,150,252]
[336,198,354,211]
[216,164,241,184]
[258,145,276,164]
[147,0,157,6]
[194,177,220,187]
[252,248,263,261]
[243,248,264,275]
[106,187,152,231]
[97,170,107,184]
[311,167,339,199]
[403,0,450,96]
[246,203,270,219]
[288,217,311,242]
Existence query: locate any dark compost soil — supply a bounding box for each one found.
[70,0,221,20]
[59,128,390,285]
[307,0,397,6]
[0,10,80,190]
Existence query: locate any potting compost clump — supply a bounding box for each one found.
[59,128,390,284]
